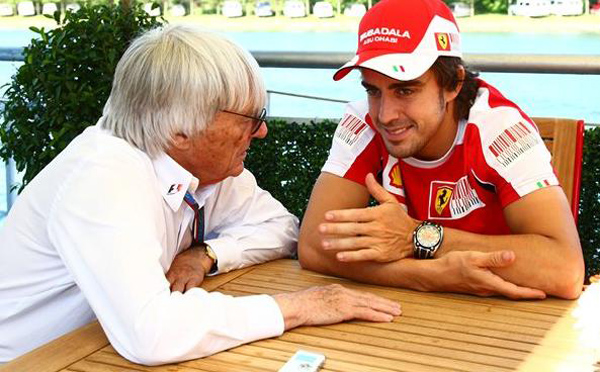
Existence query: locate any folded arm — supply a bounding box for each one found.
[299,172,584,299]
[437,186,584,299]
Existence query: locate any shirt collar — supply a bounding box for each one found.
[152,153,218,212]
[152,153,197,212]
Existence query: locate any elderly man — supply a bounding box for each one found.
[299,0,584,300]
[0,25,401,365]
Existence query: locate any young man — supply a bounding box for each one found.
[0,25,401,365]
[299,0,584,300]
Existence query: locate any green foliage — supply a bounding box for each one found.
[579,126,600,279]
[245,119,337,221]
[0,3,164,189]
[247,119,600,279]
[475,0,508,13]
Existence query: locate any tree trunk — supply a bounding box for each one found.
[120,0,131,12]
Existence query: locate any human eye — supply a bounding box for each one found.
[395,87,414,97]
[364,87,380,97]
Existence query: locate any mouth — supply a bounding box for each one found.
[382,125,414,142]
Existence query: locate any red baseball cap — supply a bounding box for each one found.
[334,0,462,82]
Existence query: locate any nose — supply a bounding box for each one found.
[251,121,268,139]
[376,94,401,127]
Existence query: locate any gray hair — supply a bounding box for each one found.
[99,24,267,156]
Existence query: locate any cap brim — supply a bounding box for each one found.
[333,49,440,82]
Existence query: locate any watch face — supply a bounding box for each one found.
[416,224,440,248]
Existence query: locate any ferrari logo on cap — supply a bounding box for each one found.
[435,33,450,51]
[435,186,453,215]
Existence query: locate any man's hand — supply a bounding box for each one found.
[318,173,419,263]
[273,284,402,330]
[433,250,547,300]
[166,245,214,293]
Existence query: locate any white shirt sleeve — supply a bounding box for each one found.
[46,155,285,365]
[473,104,558,203]
[203,169,299,275]
[322,100,377,179]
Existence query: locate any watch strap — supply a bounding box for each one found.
[203,244,219,274]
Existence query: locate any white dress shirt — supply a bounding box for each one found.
[0,125,298,365]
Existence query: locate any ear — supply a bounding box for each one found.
[170,133,192,151]
[447,65,466,102]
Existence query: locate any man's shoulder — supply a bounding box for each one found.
[67,126,152,169]
[462,81,551,187]
[465,80,537,146]
[332,100,378,149]
[44,126,156,194]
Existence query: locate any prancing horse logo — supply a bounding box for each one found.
[435,186,453,215]
[435,32,450,51]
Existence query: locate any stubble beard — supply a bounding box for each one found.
[381,92,447,159]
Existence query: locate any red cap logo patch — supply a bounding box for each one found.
[435,32,450,51]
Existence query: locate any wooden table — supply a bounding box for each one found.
[2,259,599,372]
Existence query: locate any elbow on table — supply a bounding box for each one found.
[114,321,212,366]
[298,239,328,274]
[118,337,212,366]
[123,350,169,366]
[116,339,174,366]
[551,257,585,300]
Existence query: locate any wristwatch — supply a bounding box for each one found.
[202,243,219,274]
[413,221,444,259]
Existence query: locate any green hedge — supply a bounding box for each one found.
[246,119,600,279]
[0,4,164,190]
[579,126,600,279]
[246,119,337,220]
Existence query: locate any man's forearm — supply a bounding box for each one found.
[437,228,584,299]
[299,243,435,291]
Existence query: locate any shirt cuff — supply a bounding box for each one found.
[203,236,238,275]
[236,294,285,341]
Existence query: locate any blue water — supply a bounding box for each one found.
[2,30,600,120]
[222,31,600,122]
[2,29,600,216]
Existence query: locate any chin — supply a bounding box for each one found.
[229,164,245,177]
[385,144,416,159]
[385,139,426,159]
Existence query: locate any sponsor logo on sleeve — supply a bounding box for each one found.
[334,113,369,147]
[488,121,540,168]
[435,32,450,51]
[429,176,485,220]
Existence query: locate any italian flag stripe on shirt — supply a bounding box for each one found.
[536,180,551,189]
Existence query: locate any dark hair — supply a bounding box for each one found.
[430,57,479,122]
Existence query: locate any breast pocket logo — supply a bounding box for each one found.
[429,177,485,220]
[435,186,453,216]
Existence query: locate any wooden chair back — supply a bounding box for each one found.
[532,117,584,224]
